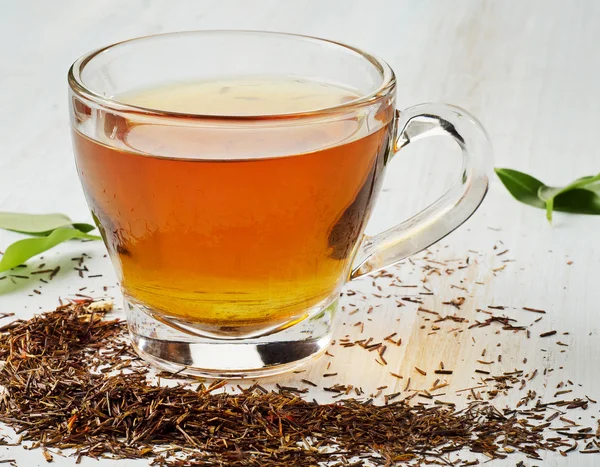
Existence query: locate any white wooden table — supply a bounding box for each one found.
[1,1,599,465]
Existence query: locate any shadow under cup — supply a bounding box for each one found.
[69,31,397,377]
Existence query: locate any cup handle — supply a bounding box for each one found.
[349,103,493,280]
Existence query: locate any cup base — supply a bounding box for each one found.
[126,296,336,378]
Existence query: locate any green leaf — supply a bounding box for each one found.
[0,212,96,235]
[582,181,600,195]
[496,168,600,222]
[553,188,600,214]
[71,223,97,234]
[539,174,600,201]
[494,168,546,209]
[0,227,101,273]
[538,173,600,221]
[537,186,562,222]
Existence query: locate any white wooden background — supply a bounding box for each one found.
[1,1,600,466]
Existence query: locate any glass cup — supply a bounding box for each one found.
[68,31,492,378]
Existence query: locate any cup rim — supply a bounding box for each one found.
[68,30,396,122]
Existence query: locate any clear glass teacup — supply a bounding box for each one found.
[69,31,492,377]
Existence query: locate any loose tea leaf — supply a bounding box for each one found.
[0,227,100,272]
[0,211,95,235]
[495,168,600,221]
[0,300,595,466]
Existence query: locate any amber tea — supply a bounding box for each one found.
[74,78,393,330]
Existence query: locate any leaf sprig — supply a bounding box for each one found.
[0,213,100,273]
[495,169,600,222]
